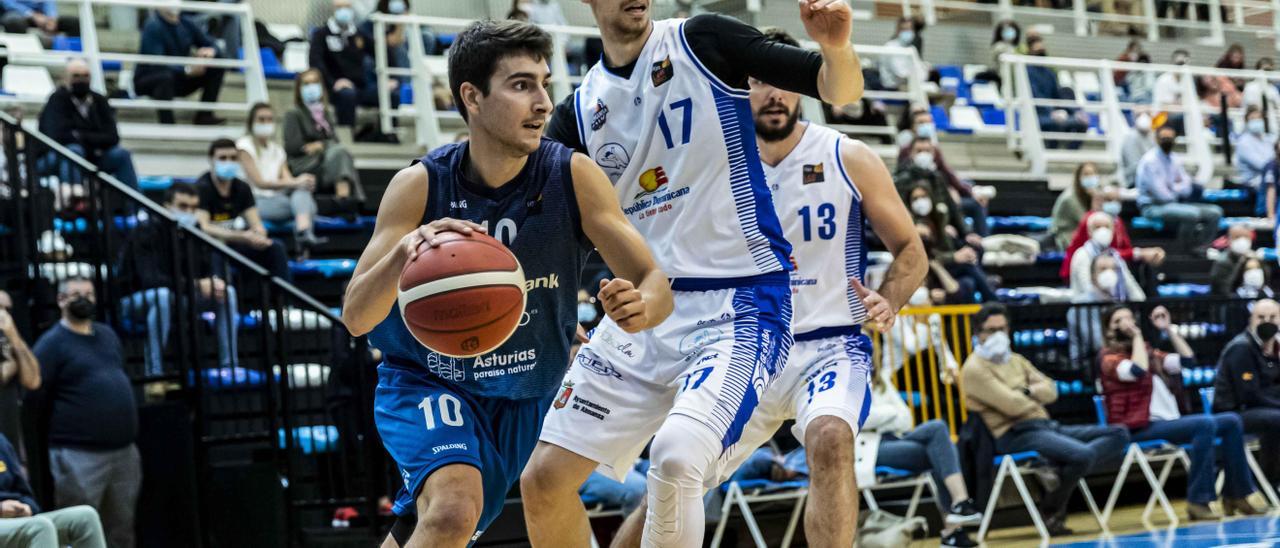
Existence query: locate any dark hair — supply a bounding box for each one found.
[991,19,1020,45]
[448,20,552,123]
[208,138,237,157]
[1071,161,1096,209]
[910,136,933,149]
[245,102,272,135]
[1172,49,1189,60]
[974,303,1008,328]
[1259,57,1275,70]
[164,181,199,204]
[1099,304,1131,344]
[293,68,327,109]
[1026,36,1044,50]
[1156,124,1179,137]
[897,105,929,133]
[1246,104,1263,119]
[761,27,799,48]
[376,0,407,12]
[57,275,92,296]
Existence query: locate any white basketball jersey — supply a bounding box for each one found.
[762,123,867,335]
[573,19,791,281]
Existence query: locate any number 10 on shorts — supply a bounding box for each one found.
[419,394,465,430]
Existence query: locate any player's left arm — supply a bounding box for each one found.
[569,153,673,333]
[844,138,927,328]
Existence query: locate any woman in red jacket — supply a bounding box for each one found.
[1098,305,1260,520]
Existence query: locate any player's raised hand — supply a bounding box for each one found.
[850,277,896,329]
[598,278,648,333]
[800,0,853,50]
[401,218,487,260]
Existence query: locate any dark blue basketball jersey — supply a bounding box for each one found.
[369,139,592,400]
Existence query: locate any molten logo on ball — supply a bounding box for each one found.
[461,337,481,353]
[434,302,491,322]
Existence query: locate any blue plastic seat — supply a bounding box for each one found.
[290,258,358,278]
[994,451,1042,467]
[138,176,174,192]
[1129,216,1165,231]
[278,425,339,454]
[51,36,122,70]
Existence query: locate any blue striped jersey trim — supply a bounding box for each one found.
[841,333,874,429]
[714,286,794,450]
[834,137,862,201]
[844,190,868,326]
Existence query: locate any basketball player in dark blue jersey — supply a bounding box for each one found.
[341,21,672,547]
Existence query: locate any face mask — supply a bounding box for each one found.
[898,30,915,45]
[1231,236,1253,256]
[333,7,355,25]
[976,331,1010,363]
[69,81,90,99]
[252,122,275,138]
[1158,138,1175,154]
[1096,268,1119,291]
[913,151,935,171]
[1135,114,1152,132]
[1174,56,1188,66]
[915,122,936,139]
[301,83,324,104]
[213,160,241,181]
[577,302,598,324]
[1031,50,1047,57]
[909,286,929,306]
[1090,226,1114,248]
[66,296,94,320]
[1001,27,1017,43]
[1102,201,1122,216]
[388,0,407,14]
[911,197,933,217]
[171,210,197,227]
[1080,175,1100,190]
[1244,268,1266,289]
[1112,327,1133,342]
[1257,321,1279,341]
[1248,119,1267,135]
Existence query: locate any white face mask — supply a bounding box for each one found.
[1096,268,1119,292]
[913,151,935,171]
[1102,200,1122,216]
[1135,113,1152,132]
[909,286,930,306]
[1080,175,1100,190]
[899,30,915,45]
[1231,236,1253,256]
[1244,268,1266,289]
[911,197,933,217]
[1248,118,1267,135]
[1090,226,1114,248]
[976,331,1010,364]
[252,122,275,138]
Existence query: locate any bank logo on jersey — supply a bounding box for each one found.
[803,163,825,184]
[591,99,609,131]
[595,143,631,183]
[636,166,669,198]
[651,57,673,87]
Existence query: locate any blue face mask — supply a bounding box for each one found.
[1248,118,1267,135]
[301,83,324,104]
[334,7,355,25]
[1001,27,1017,43]
[172,211,198,227]
[898,30,915,45]
[915,122,936,139]
[1080,175,1100,190]
[388,0,406,14]
[213,160,240,181]
[1102,200,1122,216]
[577,302,598,324]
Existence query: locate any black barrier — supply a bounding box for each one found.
[0,111,386,546]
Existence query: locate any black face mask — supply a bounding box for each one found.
[1112,329,1132,342]
[70,81,90,99]
[66,296,94,320]
[1258,321,1279,341]
[1158,139,1175,153]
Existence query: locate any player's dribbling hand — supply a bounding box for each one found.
[598,278,648,333]
[401,218,487,261]
[799,0,852,50]
[850,277,896,329]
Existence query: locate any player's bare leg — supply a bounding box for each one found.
[609,505,645,548]
[803,416,858,547]
[386,464,484,548]
[521,442,600,547]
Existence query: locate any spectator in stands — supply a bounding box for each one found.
[1099,305,1260,519]
[1232,257,1274,299]
[237,103,324,257]
[824,99,891,144]
[1068,211,1146,301]
[878,17,919,92]
[989,20,1021,71]
[1218,43,1248,90]
[1237,106,1276,212]
[309,0,399,130]
[896,110,990,235]
[895,138,979,245]
[1211,224,1260,297]
[1067,254,1129,364]
[38,59,139,191]
[962,303,1129,535]
[1025,37,1088,149]
[195,138,291,280]
[1152,50,1190,117]
[0,290,37,448]
[0,0,76,41]
[359,0,412,72]
[1124,54,1158,105]
[1060,205,1166,287]
[1137,125,1223,250]
[1118,109,1155,187]
[1214,298,1280,483]
[908,184,995,303]
[27,277,140,548]
[1113,40,1146,88]
[0,433,105,548]
[284,69,365,212]
[1198,73,1243,121]
[1243,58,1280,112]
[1052,162,1111,249]
[134,7,224,125]
[1265,140,1280,224]
[118,182,240,376]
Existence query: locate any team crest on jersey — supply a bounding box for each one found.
[651,57,673,87]
[553,380,574,409]
[595,143,631,183]
[591,99,609,131]
[803,163,825,184]
[636,166,669,198]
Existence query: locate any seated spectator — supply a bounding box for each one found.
[895,105,928,149]
[1069,212,1146,302]
[1,0,76,42]
[0,433,105,548]
[195,139,291,280]
[236,103,324,256]
[878,17,918,92]
[823,99,890,144]
[1218,43,1247,90]
[1123,54,1157,105]
[1113,40,1146,88]
[1099,305,1260,519]
[1026,37,1088,149]
[1152,50,1190,132]
[908,185,994,303]
[1243,58,1280,112]
[1214,298,1280,483]
[1266,140,1280,225]
[1118,108,1155,187]
[358,0,412,71]
[134,8,224,125]
[27,277,140,547]
[1051,162,1110,249]
[1060,210,1165,282]
[896,110,989,235]
[985,20,1021,85]
[1067,254,1128,364]
[309,0,399,129]
[1236,106,1276,212]
[1198,73,1243,114]
[117,182,240,376]
[38,59,138,190]
[962,303,1129,535]
[0,290,37,447]
[284,69,365,211]
[1137,125,1223,250]
[895,138,980,246]
[1232,257,1275,299]
[1210,224,1260,296]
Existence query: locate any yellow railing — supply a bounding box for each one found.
[870,304,980,438]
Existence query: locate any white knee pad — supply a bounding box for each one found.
[642,415,722,548]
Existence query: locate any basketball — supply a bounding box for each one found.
[397,231,527,358]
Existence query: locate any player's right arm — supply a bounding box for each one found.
[342,164,485,336]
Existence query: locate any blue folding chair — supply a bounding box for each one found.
[1198,387,1280,509]
[1091,395,1182,526]
[976,450,1107,542]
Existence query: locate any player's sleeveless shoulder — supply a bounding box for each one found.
[367,139,591,400]
[762,123,868,337]
[573,18,792,283]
